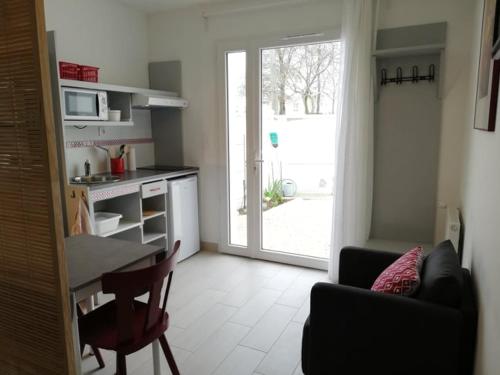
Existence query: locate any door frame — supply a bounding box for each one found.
[217,29,340,270]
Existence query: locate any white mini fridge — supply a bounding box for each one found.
[168,175,200,262]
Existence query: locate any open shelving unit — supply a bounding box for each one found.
[142,210,165,221]
[100,220,142,237]
[61,81,137,127]
[93,191,142,242]
[141,187,168,246]
[67,178,174,252]
[143,231,166,245]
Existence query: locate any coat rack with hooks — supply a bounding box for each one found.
[380,64,435,86]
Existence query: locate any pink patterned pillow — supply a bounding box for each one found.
[371,246,424,296]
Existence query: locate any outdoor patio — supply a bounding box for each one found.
[231,195,333,259]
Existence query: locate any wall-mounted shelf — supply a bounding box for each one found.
[373,44,445,59]
[60,79,178,97]
[63,120,134,127]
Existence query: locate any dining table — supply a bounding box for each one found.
[65,234,166,375]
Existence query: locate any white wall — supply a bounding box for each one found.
[460,1,500,374]
[379,2,500,372]
[44,0,154,175]
[148,0,344,243]
[377,0,477,244]
[44,0,149,87]
[148,0,476,247]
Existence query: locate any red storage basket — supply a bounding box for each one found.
[79,65,99,82]
[59,61,79,80]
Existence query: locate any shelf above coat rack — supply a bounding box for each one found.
[373,43,445,59]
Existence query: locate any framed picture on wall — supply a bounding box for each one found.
[474,0,500,131]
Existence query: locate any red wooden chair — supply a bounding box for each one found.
[78,241,181,375]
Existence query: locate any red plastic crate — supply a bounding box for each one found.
[59,61,79,80]
[79,65,99,82]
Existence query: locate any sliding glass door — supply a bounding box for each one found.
[219,32,340,269]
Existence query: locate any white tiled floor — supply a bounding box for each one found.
[81,251,329,375]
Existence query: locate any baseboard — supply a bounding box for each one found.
[201,241,218,252]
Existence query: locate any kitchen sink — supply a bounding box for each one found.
[70,175,121,184]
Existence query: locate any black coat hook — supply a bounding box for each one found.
[396,67,403,84]
[381,68,387,86]
[412,66,419,83]
[428,64,435,82]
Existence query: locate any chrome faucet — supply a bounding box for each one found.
[96,145,109,154]
[84,159,91,177]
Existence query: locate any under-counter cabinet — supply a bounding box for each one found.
[66,172,198,256]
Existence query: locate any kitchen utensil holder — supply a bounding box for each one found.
[110,158,125,174]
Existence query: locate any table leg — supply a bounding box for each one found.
[152,339,161,375]
[71,292,82,375]
[151,254,161,375]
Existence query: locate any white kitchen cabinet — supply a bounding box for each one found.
[66,170,199,259]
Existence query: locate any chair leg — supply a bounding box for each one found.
[92,346,105,369]
[159,335,179,375]
[77,304,105,369]
[116,353,127,375]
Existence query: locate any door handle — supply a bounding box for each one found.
[254,159,264,172]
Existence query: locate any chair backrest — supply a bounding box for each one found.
[101,240,181,345]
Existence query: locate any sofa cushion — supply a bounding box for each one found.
[371,246,424,296]
[416,240,463,308]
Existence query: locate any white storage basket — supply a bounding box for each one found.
[94,212,122,235]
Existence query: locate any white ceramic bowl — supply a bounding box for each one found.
[108,110,121,122]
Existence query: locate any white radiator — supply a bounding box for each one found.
[445,207,461,252]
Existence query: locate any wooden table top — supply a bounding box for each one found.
[65,234,164,292]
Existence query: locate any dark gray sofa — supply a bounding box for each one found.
[301,240,477,375]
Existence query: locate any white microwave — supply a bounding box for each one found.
[62,87,108,121]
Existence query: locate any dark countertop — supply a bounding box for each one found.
[66,234,164,292]
[70,166,199,190]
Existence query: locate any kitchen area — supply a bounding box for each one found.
[47,31,200,262]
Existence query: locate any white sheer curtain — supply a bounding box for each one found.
[329,0,375,281]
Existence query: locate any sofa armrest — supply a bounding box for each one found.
[306,282,462,375]
[339,246,401,288]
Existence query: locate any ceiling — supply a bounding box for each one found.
[115,0,244,13]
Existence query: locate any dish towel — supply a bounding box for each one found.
[71,195,97,314]
[71,195,95,236]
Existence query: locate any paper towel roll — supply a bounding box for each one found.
[127,146,136,171]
